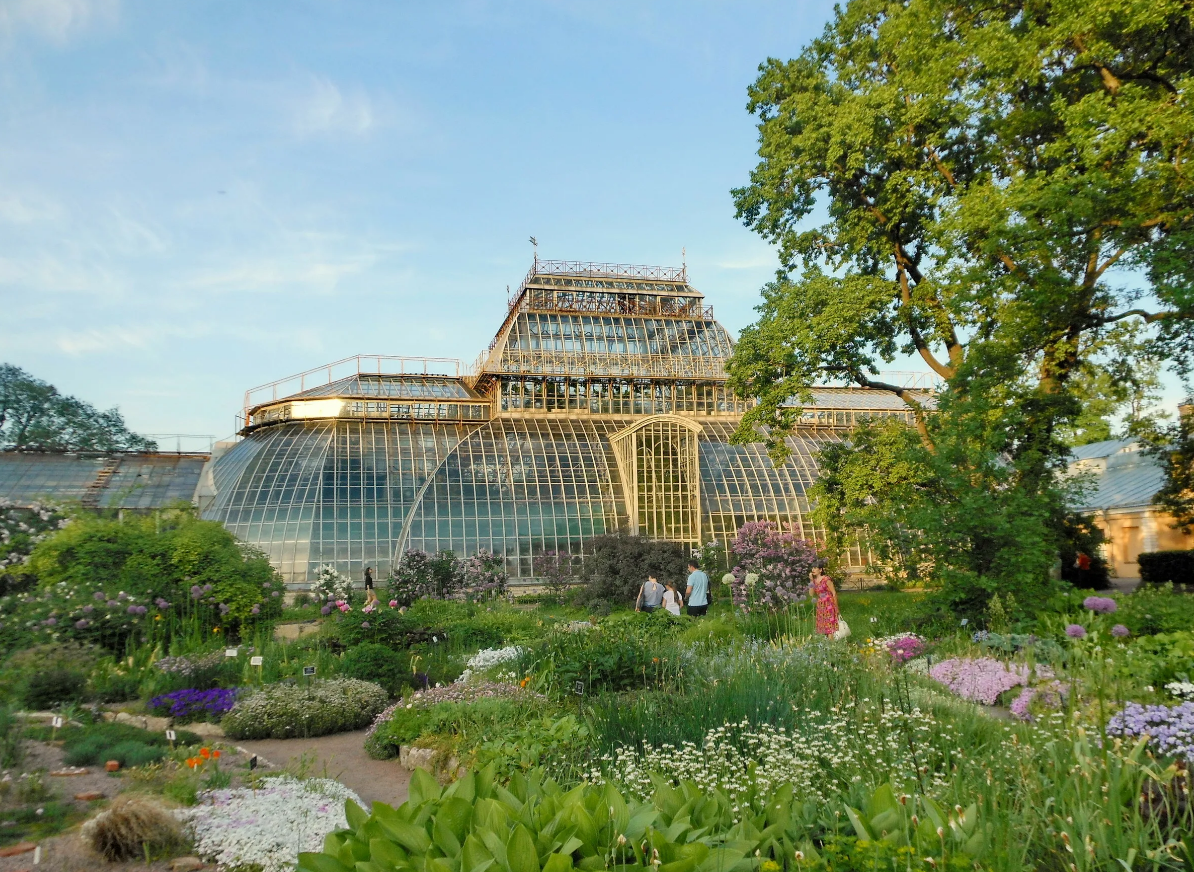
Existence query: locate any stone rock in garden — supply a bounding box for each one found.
[49,767,89,776]
[0,842,36,857]
[114,712,148,729]
[74,791,105,801]
[398,747,437,771]
[105,760,120,772]
[169,856,207,871]
[186,722,225,739]
[143,716,171,732]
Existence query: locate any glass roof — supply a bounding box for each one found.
[288,374,476,401]
[503,314,733,360]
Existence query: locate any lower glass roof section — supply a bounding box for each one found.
[0,452,207,510]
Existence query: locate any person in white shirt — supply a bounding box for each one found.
[662,581,683,616]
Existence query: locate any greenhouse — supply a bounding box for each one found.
[201,260,929,585]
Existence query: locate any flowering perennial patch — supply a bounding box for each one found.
[222,678,388,740]
[150,687,238,721]
[928,657,1051,705]
[1105,701,1194,759]
[1083,596,1118,614]
[181,776,362,872]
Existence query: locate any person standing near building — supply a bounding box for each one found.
[363,567,379,608]
[811,559,839,636]
[635,574,664,612]
[662,581,683,616]
[685,561,709,616]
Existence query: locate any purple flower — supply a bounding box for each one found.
[1111,624,1130,638]
[929,657,1052,705]
[155,598,169,609]
[81,605,94,614]
[361,621,371,629]
[1065,624,1087,639]
[1106,702,1194,759]
[218,603,230,615]
[321,605,332,615]
[75,619,89,629]
[271,591,280,597]
[250,605,260,615]
[44,617,57,627]
[93,591,105,601]
[107,600,120,608]
[203,584,213,594]
[150,687,239,720]
[1083,596,1118,614]
[191,589,202,600]
[127,605,139,614]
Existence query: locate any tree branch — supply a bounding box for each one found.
[1098,308,1179,325]
[897,265,956,379]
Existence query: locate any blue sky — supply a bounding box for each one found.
[0,1,1185,445]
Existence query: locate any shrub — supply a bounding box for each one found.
[59,722,199,766]
[1139,550,1194,586]
[0,641,104,703]
[105,740,167,768]
[222,678,388,739]
[341,643,409,696]
[82,795,183,861]
[21,668,86,709]
[729,521,818,610]
[1114,583,1194,635]
[575,533,688,608]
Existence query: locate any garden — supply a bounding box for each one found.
[1,504,1193,872]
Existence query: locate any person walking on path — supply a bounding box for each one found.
[662,581,683,616]
[811,560,839,636]
[685,561,709,616]
[363,567,379,607]
[636,574,665,612]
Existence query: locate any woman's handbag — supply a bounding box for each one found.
[833,618,851,641]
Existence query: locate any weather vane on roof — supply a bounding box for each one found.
[529,236,538,268]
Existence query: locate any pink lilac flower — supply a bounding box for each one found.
[1083,596,1118,614]
[928,657,1052,705]
[1111,624,1130,637]
[1065,624,1087,639]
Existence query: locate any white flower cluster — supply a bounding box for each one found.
[456,645,524,684]
[1165,680,1194,701]
[870,633,925,648]
[181,775,362,872]
[311,564,353,602]
[593,703,976,809]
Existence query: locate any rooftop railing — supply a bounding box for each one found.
[531,260,687,282]
[244,355,463,417]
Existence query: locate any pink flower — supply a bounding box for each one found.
[389,600,398,608]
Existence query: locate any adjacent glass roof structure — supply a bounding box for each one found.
[203,260,929,585]
[0,452,208,510]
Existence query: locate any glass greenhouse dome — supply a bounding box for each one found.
[201,260,930,586]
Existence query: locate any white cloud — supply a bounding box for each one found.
[0,0,118,45]
[56,326,150,355]
[293,76,376,137]
[0,193,62,224]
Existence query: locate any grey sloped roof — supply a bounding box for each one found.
[783,388,937,411]
[1068,439,1167,511]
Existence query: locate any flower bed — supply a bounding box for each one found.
[181,776,361,872]
[928,657,1051,705]
[1105,701,1194,759]
[150,688,238,722]
[455,645,524,683]
[222,678,388,740]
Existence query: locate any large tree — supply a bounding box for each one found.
[729,0,1193,463]
[727,0,1193,609]
[0,364,156,453]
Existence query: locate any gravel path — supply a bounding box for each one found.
[234,730,410,809]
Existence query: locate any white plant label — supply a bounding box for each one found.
[250,655,263,666]
[225,648,238,657]
[166,730,176,741]
[303,666,316,676]
[51,716,63,728]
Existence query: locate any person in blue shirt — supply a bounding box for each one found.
[684,561,709,616]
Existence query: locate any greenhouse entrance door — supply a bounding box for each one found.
[609,416,701,546]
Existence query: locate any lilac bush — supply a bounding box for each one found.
[150,687,239,722]
[729,521,818,611]
[457,550,508,602]
[1106,701,1194,759]
[928,657,1053,705]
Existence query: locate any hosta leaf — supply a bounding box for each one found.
[462,835,493,872]
[695,847,746,872]
[541,854,573,872]
[660,858,697,872]
[480,828,509,871]
[385,819,433,855]
[438,798,475,844]
[346,800,371,832]
[576,858,605,872]
[626,807,658,840]
[299,853,353,872]
[410,769,442,808]
[434,817,463,859]
[506,824,540,872]
[447,773,476,804]
[602,784,630,835]
[843,807,873,842]
[370,837,411,869]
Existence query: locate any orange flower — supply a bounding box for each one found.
[186,758,200,769]
[211,750,221,759]
[199,748,211,759]
[519,676,530,688]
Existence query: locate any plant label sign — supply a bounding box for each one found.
[225,648,238,658]
[573,681,584,696]
[166,730,176,741]
[303,666,316,676]
[51,716,63,728]
[250,655,263,667]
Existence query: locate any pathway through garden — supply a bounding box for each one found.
[235,729,411,809]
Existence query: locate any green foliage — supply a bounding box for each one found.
[0,362,156,452]
[0,641,105,704]
[1138,550,1194,586]
[1146,407,1194,532]
[0,508,285,655]
[1111,584,1194,635]
[472,714,592,783]
[21,668,87,710]
[575,533,689,609]
[58,722,197,767]
[341,643,410,697]
[222,678,389,740]
[1117,631,1194,689]
[1058,515,1112,590]
[0,704,22,768]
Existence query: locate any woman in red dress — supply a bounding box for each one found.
[811,560,839,637]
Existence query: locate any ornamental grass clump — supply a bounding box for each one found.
[82,795,184,861]
[222,678,387,739]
